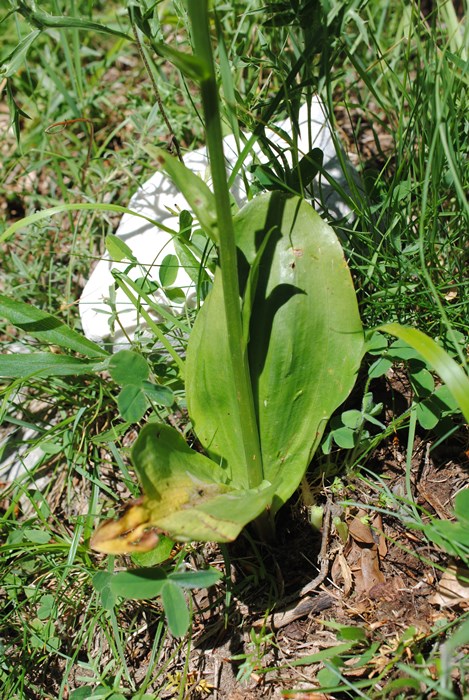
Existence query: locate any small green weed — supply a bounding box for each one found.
[231,626,276,684]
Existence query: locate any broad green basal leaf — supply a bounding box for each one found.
[245,194,364,507]
[90,423,275,551]
[187,192,364,507]
[185,271,247,486]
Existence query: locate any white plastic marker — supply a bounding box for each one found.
[79,100,355,349]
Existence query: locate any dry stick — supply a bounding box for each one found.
[131,23,183,163]
[417,443,451,519]
[253,499,334,629]
[263,594,334,630]
[213,657,221,700]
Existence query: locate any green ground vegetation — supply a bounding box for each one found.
[0,1,468,698]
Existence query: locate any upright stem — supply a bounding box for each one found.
[129,11,182,162]
[187,0,263,489]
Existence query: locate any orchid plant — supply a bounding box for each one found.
[89,0,469,556]
[88,0,366,553]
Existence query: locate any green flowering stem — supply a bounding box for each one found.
[187,0,264,490]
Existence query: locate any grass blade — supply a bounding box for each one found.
[379,323,469,422]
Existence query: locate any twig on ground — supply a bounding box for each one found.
[253,500,334,629]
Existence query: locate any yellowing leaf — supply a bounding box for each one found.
[91,424,275,551]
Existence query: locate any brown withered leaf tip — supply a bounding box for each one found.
[90,501,161,555]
